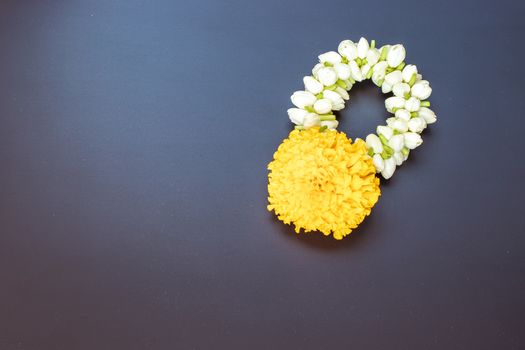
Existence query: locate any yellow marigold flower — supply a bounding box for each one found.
[267,127,381,240]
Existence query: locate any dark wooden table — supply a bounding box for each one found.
[1,0,524,348]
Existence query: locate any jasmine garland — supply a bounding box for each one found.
[287,37,437,179]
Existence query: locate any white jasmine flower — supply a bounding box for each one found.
[322,90,344,110]
[365,134,383,154]
[313,98,332,114]
[411,80,432,100]
[388,134,405,152]
[316,67,338,86]
[291,91,316,108]
[318,51,342,65]
[303,113,321,128]
[401,64,418,83]
[349,60,363,81]
[404,132,423,149]
[385,96,406,112]
[287,108,308,125]
[303,76,323,94]
[377,125,394,140]
[320,120,338,129]
[333,62,351,80]
[366,48,380,66]
[395,109,411,121]
[338,40,358,60]
[408,117,427,133]
[334,86,349,100]
[393,152,404,166]
[418,107,437,124]
[373,154,385,172]
[357,37,369,59]
[387,44,406,68]
[384,70,403,86]
[392,82,411,98]
[405,97,421,112]
[387,117,408,132]
[381,157,396,179]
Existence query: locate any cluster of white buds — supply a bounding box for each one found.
[287,37,437,179]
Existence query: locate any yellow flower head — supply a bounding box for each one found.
[267,127,381,239]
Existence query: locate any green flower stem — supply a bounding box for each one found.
[411,111,418,117]
[401,147,410,156]
[366,68,374,79]
[420,101,431,107]
[320,115,336,121]
[396,62,406,71]
[295,126,305,130]
[368,148,375,157]
[380,46,388,60]
[336,80,347,89]
[305,106,315,113]
[408,73,417,86]
[316,93,324,99]
[371,40,376,49]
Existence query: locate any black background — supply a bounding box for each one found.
[1,0,524,349]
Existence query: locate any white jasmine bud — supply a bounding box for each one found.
[312,63,324,76]
[377,125,394,140]
[401,64,418,83]
[411,80,432,100]
[317,67,338,86]
[388,134,405,152]
[320,120,338,129]
[387,44,406,68]
[313,98,332,114]
[334,86,349,100]
[349,60,363,82]
[303,76,323,94]
[318,51,342,65]
[405,97,421,112]
[333,62,351,80]
[373,61,388,75]
[395,109,411,121]
[387,117,408,132]
[404,132,423,149]
[381,157,396,179]
[381,82,392,93]
[373,154,385,172]
[408,117,426,133]
[418,107,437,124]
[366,48,380,66]
[365,134,383,154]
[287,108,308,125]
[303,113,321,128]
[385,96,406,112]
[338,40,358,60]
[361,63,372,77]
[322,90,344,106]
[393,152,404,166]
[291,91,316,108]
[384,70,403,86]
[392,82,411,98]
[357,37,369,59]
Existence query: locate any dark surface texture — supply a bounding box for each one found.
[1,0,524,349]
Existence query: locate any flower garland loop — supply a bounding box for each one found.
[268,37,437,239]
